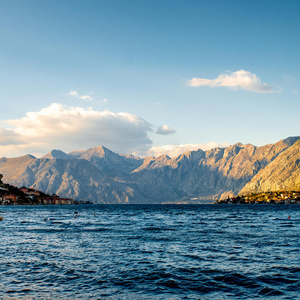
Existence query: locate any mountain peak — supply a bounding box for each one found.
[43,149,70,160]
[282,136,300,146]
[69,145,112,159]
[90,145,111,155]
[20,154,36,160]
[157,154,171,160]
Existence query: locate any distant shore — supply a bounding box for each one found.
[215,191,300,205]
[0,179,92,206]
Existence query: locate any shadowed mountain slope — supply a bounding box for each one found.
[0,156,148,203]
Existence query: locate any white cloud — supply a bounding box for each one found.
[68,90,95,101]
[0,104,230,159]
[0,103,153,157]
[148,142,229,158]
[68,90,79,97]
[156,125,176,135]
[186,70,279,93]
[0,127,24,146]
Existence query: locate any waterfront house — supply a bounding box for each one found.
[27,190,40,197]
[4,194,18,204]
[59,198,73,205]
[20,187,29,194]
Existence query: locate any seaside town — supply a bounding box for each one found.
[0,174,91,205]
[215,191,300,205]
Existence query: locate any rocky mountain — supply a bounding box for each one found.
[0,136,299,204]
[0,155,37,187]
[0,155,147,204]
[68,145,143,175]
[132,137,300,200]
[239,139,300,195]
[42,150,71,160]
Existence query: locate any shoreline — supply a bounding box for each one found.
[215,190,300,205]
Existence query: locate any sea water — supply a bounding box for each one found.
[0,205,299,299]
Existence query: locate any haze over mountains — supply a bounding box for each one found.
[0,137,299,204]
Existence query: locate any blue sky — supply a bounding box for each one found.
[0,0,299,157]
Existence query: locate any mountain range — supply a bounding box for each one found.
[0,136,299,204]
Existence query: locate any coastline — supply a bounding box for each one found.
[215,191,300,205]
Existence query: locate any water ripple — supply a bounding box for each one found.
[0,204,299,299]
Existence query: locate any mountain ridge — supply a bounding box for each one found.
[0,136,299,204]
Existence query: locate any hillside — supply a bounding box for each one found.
[239,139,300,195]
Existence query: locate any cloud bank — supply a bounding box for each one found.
[187,70,279,93]
[148,142,229,158]
[156,125,176,135]
[0,103,153,157]
[0,104,230,159]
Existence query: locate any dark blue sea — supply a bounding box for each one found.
[0,205,299,299]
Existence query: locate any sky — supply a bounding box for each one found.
[0,0,299,158]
